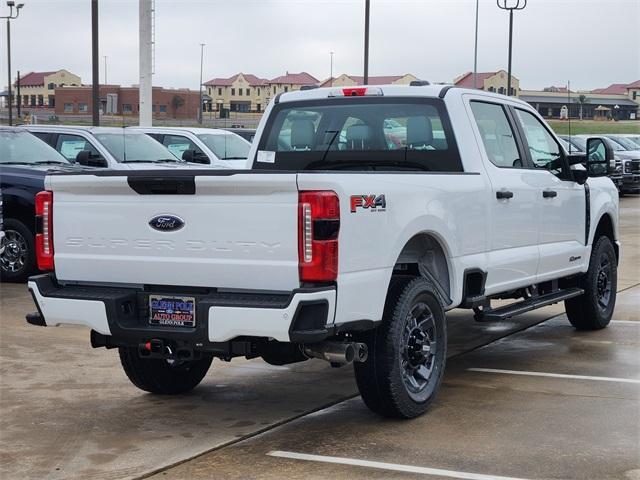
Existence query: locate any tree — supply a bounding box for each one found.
[171,95,185,118]
[574,94,589,120]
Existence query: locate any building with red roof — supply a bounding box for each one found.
[203,71,318,113]
[318,73,419,88]
[453,70,520,96]
[11,69,81,109]
[591,83,629,95]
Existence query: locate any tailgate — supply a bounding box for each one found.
[48,173,300,291]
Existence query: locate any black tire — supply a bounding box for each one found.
[565,236,617,330]
[119,347,213,394]
[0,218,36,283]
[354,276,447,419]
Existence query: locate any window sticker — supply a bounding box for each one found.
[166,143,189,158]
[59,140,87,160]
[257,150,276,163]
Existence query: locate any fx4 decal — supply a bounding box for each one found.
[350,194,386,213]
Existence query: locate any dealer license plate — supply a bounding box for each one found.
[148,295,196,328]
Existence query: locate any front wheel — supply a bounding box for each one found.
[565,236,617,330]
[354,276,447,419]
[119,347,213,394]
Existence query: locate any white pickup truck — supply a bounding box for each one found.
[27,84,619,418]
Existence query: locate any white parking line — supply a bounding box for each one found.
[611,320,640,325]
[468,368,640,384]
[267,450,534,480]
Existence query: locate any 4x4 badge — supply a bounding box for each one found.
[350,194,386,213]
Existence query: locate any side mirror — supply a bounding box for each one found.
[181,149,194,162]
[573,169,588,185]
[566,153,586,166]
[75,150,108,168]
[182,149,209,164]
[586,138,612,177]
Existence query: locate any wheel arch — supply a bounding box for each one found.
[3,192,35,233]
[593,213,618,262]
[390,231,452,307]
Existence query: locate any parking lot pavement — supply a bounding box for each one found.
[0,286,564,480]
[1,197,638,480]
[618,196,640,292]
[149,286,640,480]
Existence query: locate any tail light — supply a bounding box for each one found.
[35,191,54,271]
[298,191,340,283]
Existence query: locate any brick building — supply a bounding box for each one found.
[54,85,201,119]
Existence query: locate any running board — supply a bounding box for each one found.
[475,288,584,322]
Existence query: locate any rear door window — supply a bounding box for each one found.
[162,134,203,159]
[256,98,462,172]
[469,101,523,168]
[55,134,100,162]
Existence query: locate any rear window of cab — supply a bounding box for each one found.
[254,97,462,172]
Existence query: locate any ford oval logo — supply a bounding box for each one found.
[149,215,184,232]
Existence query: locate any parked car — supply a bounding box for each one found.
[0,127,97,282]
[557,136,582,154]
[618,134,640,148]
[602,135,640,194]
[0,189,4,258]
[27,85,620,419]
[604,134,640,153]
[576,135,640,194]
[23,125,196,170]
[557,135,583,154]
[131,127,251,169]
[559,135,622,190]
[222,127,256,143]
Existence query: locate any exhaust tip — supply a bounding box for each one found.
[343,344,355,364]
[355,343,368,363]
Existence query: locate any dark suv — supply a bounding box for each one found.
[0,127,95,282]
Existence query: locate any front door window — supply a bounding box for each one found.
[516,109,563,174]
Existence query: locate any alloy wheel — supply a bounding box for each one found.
[0,230,27,274]
[400,301,437,400]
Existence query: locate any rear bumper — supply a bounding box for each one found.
[27,274,336,345]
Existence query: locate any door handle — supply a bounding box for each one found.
[543,190,558,198]
[496,190,514,199]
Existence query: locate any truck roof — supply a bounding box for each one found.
[24,125,149,135]
[129,126,235,135]
[274,83,532,107]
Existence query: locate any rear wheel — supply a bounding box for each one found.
[0,219,35,283]
[565,236,617,330]
[354,276,447,419]
[119,347,213,394]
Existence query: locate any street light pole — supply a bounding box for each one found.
[7,17,11,124]
[363,0,370,85]
[91,0,99,125]
[473,0,479,89]
[497,0,526,96]
[2,1,24,126]
[330,51,334,86]
[198,43,205,125]
[103,56,108,85]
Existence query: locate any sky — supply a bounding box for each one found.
[0,0,638,92]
